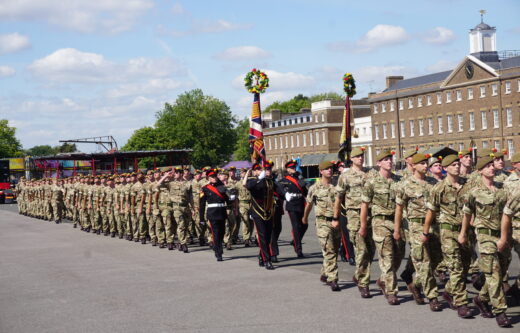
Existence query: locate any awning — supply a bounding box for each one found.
[300,153,338,166]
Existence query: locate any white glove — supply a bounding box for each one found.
[229,195,236,201]
[285,193,293,202]
[258,170,266,180]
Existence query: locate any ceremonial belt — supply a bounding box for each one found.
[476,228,500,237]
[409,217,425,224]
[440,223,461,232]
[373,214,394,221]
[288,193,303,198]
[285,176,304,193]
[316,216,333,222]
[208,203,226,208]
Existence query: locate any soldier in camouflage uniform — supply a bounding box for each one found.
[394,153,442,311]
[236,168,254,246]
[155,170,176,249]
[50,178,64,223]
[361,150,404,305]
[424,155,475,318]
[459,148,473,178]
[427,156,444,182]
[304,160,341,292]
[124,174,135,240]
[131,172,147,244]
[460,155,511,327]
[191,170,207,246]
[334,147,375,298]
[222,169,238,250]
[493,149,509,183]
[91,177,103,234]
[169,167,194,252]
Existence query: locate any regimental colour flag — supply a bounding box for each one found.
[248,93,266,162]
[338,96,352,162]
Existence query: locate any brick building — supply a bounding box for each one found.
[263,99,371,177]
[368,19,520,162]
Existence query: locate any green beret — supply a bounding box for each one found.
[477,148,494,158]
[458,148,473,157]
[428,156,442,167]
[376,150,394,162]
[511,153,520,164]
[476,156,494,170]
[441,154,459,167]
[403,149,417,159]
[319,160,334,170]
[412,153,429,164]
[351,147,366,157]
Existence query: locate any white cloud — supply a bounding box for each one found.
[0,65,16,77]
[0,32,30,55]
[422,27,456,44]
[0,0,153,34]
[106,78,184,99]
[232,69,315,92]
[29,48,188,84]
[171,3,185,15]
[328,24,409,53]
[426,59,458,73]
[159,19,252,37]
[214,46,271,61]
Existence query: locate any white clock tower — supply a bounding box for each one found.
[469,10,496,54]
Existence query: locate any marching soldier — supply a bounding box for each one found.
[191,170,207,246]
[169,167,194,253]
[131,172,147,244]
[304,160,341,291]
[236,168,254,247]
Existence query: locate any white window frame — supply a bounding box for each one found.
[428,118,433,135]
[459,143,464,152]
[285,135,289,149]
[418,96,423,107]
[468,88,474,100]
[469,112,475,130]
[309,132,313,146]
[518,79,520,92]
[315,132,320,146]
[408,98,413,109]
[480,85,486,98]
[457,114,463,132]
[494,140,500,150]
[418,119,424,136]
[505,81,511,94]
[493,109,499,128]
[438,116,443,134]
[296,134,300,147]
[481,111,488,130]
[400,121,405,138]
[446,91,452,103]
[491,83,498,96]
[322,131,326,145]
[399,100,404,110]
[381,103,386,113]
[506,108,513,127]
[373,104,378,114]
[290,135,294,148]
[409,120,415,137]
[436,92,442,104]
[482,141,489,149]
[382,124,388,139]
[456,90,462,101]
[426,95,432,106]
[391,123,396,138]
[303,133,306,147]
[390,101,395,112]
[374,125,379,140]
[321,113,325,122]
[508,139,514,156]
[447,115,453,133]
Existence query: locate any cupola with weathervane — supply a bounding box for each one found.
[469,10,496,54]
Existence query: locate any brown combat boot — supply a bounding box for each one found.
[359,286,371,298]
[457,304,475,318]
[495,312,512,327]
[407,282,425,305]
[376,278,387,298]
[387,294,400,305]
[442,291,456,310]
[473,296,493,318]
[428,298,442,312]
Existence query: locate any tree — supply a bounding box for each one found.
[25,145,56,157]
[264,92,345,114]
[155,89,237,167]
[56,143,77,153]
[121,127,167,169]
[0,119,23,158]
[233,118,250,161]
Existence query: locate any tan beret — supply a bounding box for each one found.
[319,160,334,170]
[412,153,429,164]
[376,150,394,162]
[351,147,366,157]
[403,149,417,159]
[441,155,459,167]
[476,156,494,170]
[511,153,520,164]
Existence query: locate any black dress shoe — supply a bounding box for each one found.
[226,243,233,250]
[168,243,174,250]
[244,240,251,247]
[258,258,265,267]
[141,238,146,244]
[216,255,223,262]
[182,244,189,253]
[73,224,77,228]
[348,257,356,266]
[495,312,512,327]
[271,256,279,263]
[265,261,274,270]
[110,232,116,237]
[297,251,304,258]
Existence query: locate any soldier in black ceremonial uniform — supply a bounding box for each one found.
[279,159,308,257]
[245,161,276,270]
[270,170,285,263]
[199,168,230,262]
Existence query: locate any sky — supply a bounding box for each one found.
[1,0,519,152]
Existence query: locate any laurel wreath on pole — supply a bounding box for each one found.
[244,68,269,94]
[343,73,356,97]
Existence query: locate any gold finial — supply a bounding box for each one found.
[479,9,486,23]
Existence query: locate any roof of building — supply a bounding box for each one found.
[501,55,520,70]
[384,71,451,92]
[31,149,193,161]
[472,22,494,31]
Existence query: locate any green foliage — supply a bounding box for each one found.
[56,143,77,153]
[0,119,23,158]
[25,143,77,157]
[233,118,250,161]
[264,92,345,114]
[121,127,167,169]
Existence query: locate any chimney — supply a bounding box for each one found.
[386,76,404,89]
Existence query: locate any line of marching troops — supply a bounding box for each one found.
[14,146,520,328]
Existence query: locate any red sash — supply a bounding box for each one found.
[285,175,303,193]
[206,184,225,200]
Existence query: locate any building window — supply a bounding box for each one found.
[418,119,424,136]
[494,140,500,150]
[322,131,326,145]
[296,134,300,147]
[438,116,443,134]
[468,88,474,100]
[480,85,486,98]
[518,79,520,92]
[481,111,487,129]
[268,138,272,150]
[390,101,395,112]
[285,135,289,149]
[446,91,452,103]
[409,120,415,137]
[408,98,413,109]
[303,133,306,147]
[428,118,433,135]
[381,103,386,113]
[505,81,511,94]
[382,124,388,139]
[482,141,489,148]
[391,123,396,138]
[426,95,432,106]
[274,137,277,149]
[373,104,378,114]
[469,112,475,130]
[508,139,514,156]
[310,132,313,146]
[399,100,404,110]
[459,143,464,152]
[400,120,405,138]
[506,108,513,127]
[491,83,498,96]
[284,120,287,126]
[374,125,379,140]
[449,143,454,149]
[447,115,453,133]
[493,109,499,128]
[289,119,293,125]
[456,90,462,101]
[315,115,319,123]
[457,114,463,132]
[321,113,325,122]
[363,127,366,135]
[306,116,311,122]
[290,135,294,148]
[436,92,442,104]
[315,132,320,145]
[418,96,423,107]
